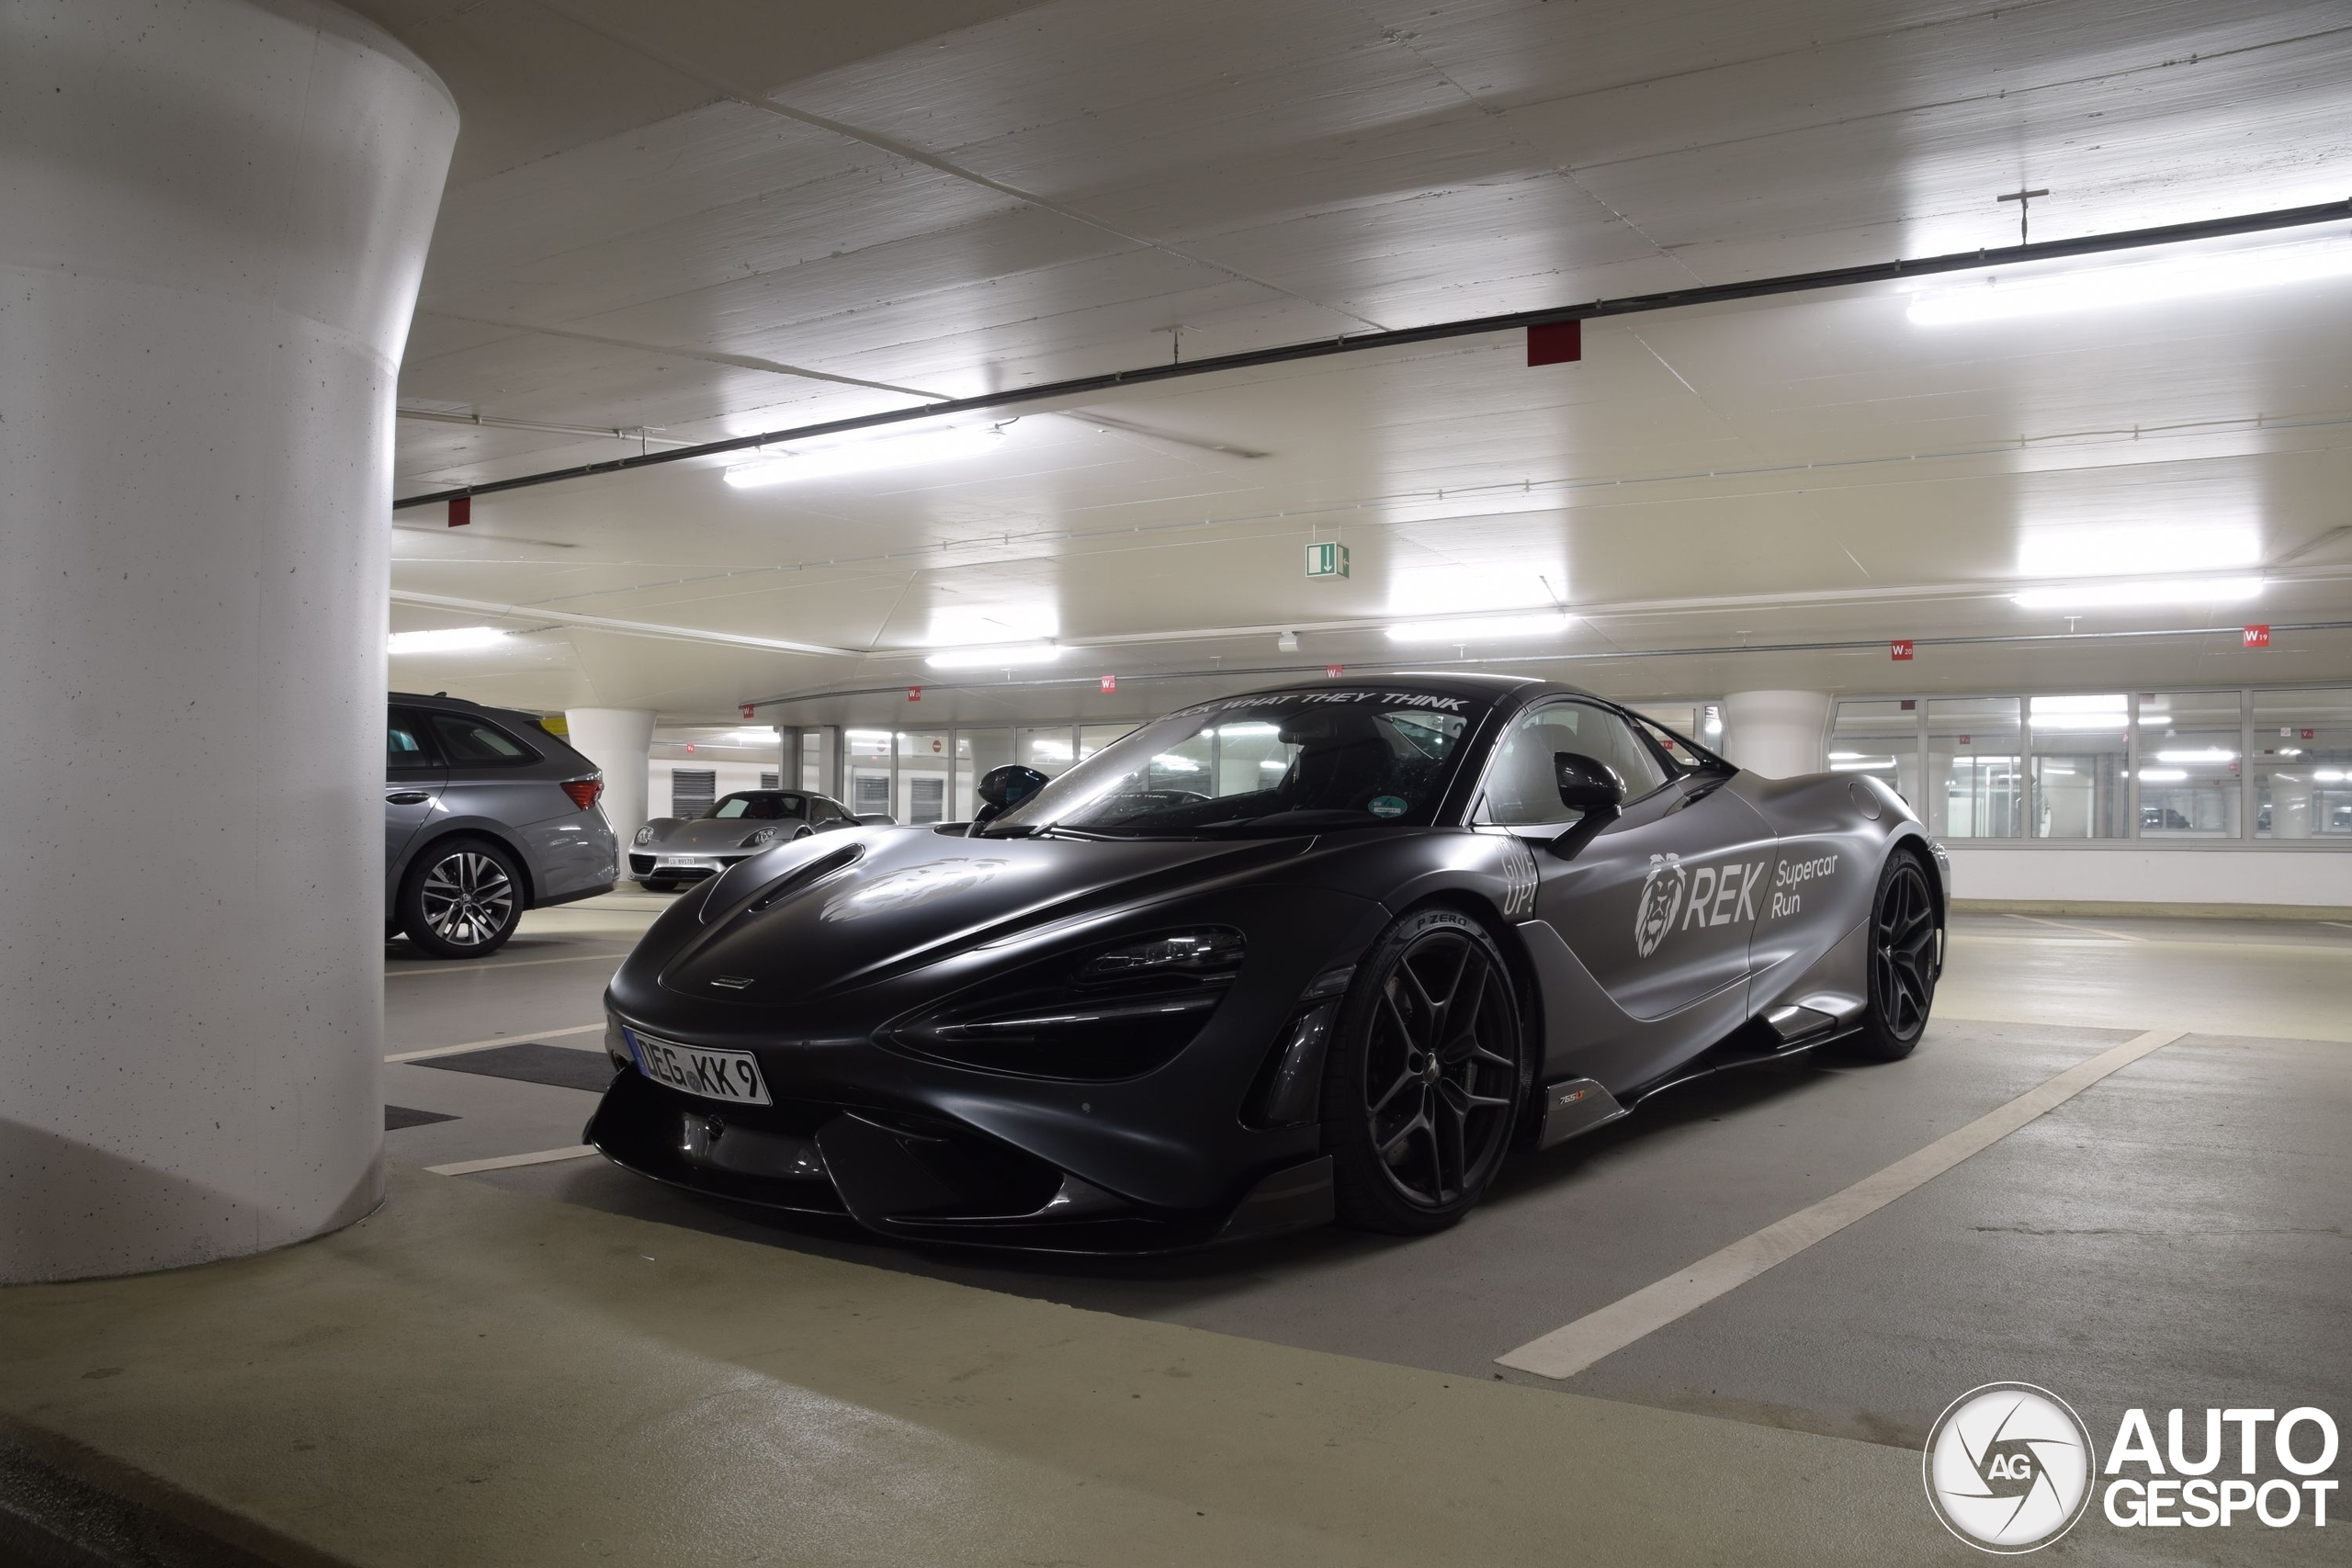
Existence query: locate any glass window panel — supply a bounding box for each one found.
[844,727,893,820]
[896,730,952,825]
[1077,723,1133,763]
[1830,698,1921,809]
[1014,725,1076,777]
[1927,698,2022,838]
[2026,694,2128,839]
[2252,688,2352,840]
[2136,692,2242,838]
[955,728,1013,821]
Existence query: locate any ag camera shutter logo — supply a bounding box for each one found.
[1924,1382,2094,1552]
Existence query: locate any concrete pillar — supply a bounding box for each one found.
[0,2,454,1280]
[566,708,659,848]
[1721,691,1833,779]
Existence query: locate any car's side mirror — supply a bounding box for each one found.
[972,763,1050,825]
[1555,752,1626,814]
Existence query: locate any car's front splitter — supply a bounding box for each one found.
[583,1068,1331,1256]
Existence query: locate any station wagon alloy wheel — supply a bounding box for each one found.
[423,851,516,949]
[398,840,526,959]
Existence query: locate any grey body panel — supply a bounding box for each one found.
[384,694,618,914]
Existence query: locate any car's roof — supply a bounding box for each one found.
[1220,671,1592,705]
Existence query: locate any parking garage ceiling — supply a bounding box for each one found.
[355,0,2352,723]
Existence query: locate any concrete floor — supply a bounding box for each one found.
[1,900,2345,1563]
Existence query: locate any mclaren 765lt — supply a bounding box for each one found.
[587,674,1948,1251]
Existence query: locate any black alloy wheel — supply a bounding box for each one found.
[1322,908,1528,1235]
[399,839,525,959]
[1847,852,1938,1060]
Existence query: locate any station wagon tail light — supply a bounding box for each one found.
[560,774,604,811]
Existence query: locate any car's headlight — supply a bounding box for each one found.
[633,825,655,845]
[741,827,780,848]
[1074,929,1245,981]
[890,927,1245,1080]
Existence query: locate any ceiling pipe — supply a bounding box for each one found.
[392,197,2352,511]
[397,406,695,446]
[739,619,2352,711]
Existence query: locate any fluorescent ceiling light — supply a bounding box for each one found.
[926,603,1056,647]
[1385,612,1571,644]
[2018,523,2258,580]
[723,423,1002,489]
[2155,748,2237,763]
[1908,235,2352,326]
[1152,753,1202,773]
[2315,769,2346,783]
[2030,694,2126,714]
[1830,758,1895,772]
[1217,722,1281,739]
[2136,767,2188,783]
[2012,577,2264,610]
[727,728,780,746]
[1386,566,1563,618]
[389,626,508,654]
[925,641,1061,670]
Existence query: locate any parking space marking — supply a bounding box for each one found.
[424,1145,598,1177]
[1496,1025,2188,1382]
[2002,912,2143,942]
[386,952,627,979]
[386,1024,604,1064]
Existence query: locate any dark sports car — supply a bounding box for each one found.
[587,674,1948,1251]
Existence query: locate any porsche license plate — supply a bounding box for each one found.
[628,1030,771,1105]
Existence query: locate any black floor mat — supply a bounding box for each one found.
[385,1105,459,1131]
[412,1042,619,1093]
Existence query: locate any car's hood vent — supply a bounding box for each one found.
[697,840,865,924]
[660,830,1306,1004]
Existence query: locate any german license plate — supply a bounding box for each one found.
[627,1029,771,1105]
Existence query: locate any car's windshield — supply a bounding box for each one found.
[982,689,1485,839]
[706,792,804,821]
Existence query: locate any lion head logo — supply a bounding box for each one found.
[1634,852,1685,957]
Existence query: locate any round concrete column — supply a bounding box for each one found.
[566,709,659,849]
[2268,771,2314,840]
[1721,691,1834,778]
[0,2,455,1281]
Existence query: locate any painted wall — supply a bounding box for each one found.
[648,759,777,819]
[1946,847,2352,910]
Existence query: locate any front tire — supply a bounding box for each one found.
[1844,850,1939,1060]
[1320,908,1529,1235]
[398,838,525,959]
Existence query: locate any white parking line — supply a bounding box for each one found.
[425,1145,599,1177]
[385,1023,605,1063]
[2002,912,2144,942]
[385,953,626,978]
[1495,1025,2188,1381]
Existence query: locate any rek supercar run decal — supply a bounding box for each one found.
[1634,850,1838,957]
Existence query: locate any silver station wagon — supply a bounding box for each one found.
[386,694,619,958]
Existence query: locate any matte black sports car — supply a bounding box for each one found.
[588,674,1948,1250]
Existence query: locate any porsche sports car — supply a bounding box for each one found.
[588,674,1948,1251]
[630,789,865,890]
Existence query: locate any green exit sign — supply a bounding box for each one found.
[1305,541,1351,579]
